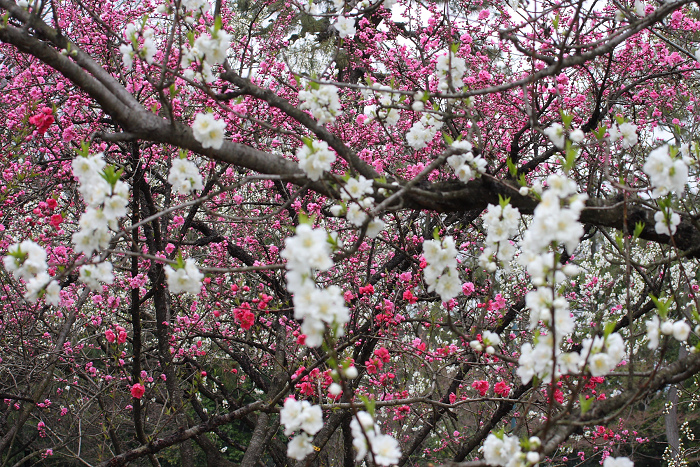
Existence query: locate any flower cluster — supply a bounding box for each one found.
[406,114,443,150]
[604,457,634,467]
[654,206,681,236]
[4,240,60,305]
[192,112,226,150]
[350,411,401,465]
[580,332,625,377]
[296,139,336,181]
[447,140,487,183]
[168,158,204,195]
[71,154,128,255]
[608,121,638,149]
[363,86,400,127]
[79,262,114,290]
[330,175,385,236]
[479,201,520,271]
[334,15,356,38]
[643,145,688,198]
[646,315,690,350]
[435,52,466,93]
[299,85,342,125]
[543,123,584,149]
[280,398,324,460]
[165,258,204,295]
[120,23,157,70]
[180,25,231,83]
[481,433,540,467]
[281,224,349,347]
[423,236,461,302]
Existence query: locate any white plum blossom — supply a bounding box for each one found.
[79,262,114,290]
[580,332,625,377]
[604,457,634,467]
[673,320,691,341]
[168,158,204,195]
[297,140,336,181]
[281,224,349,347]
[334,15,356,38]
[654,208,681,236]
[423,236,461,302]
[299,85,342,125]
[165,258,204,294]
[481,433,523,467]
[364,86,401,126]
[435,52,466,93]
[181,0,211,13]
[447,141,487,183]
[609,121,638,148]
[280,398,324,460]
[350,411,401,465]
[287,433,314,460]
[406,114,442,150]
[543,123,565,149]
[192,112,226,150]
[479,202,520,269]
[643,145,688,198]
[646,315,660,349]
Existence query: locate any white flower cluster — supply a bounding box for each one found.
[299,85,342,125]
[330,175,385,236]
[71,153,128,257]
[406,114,443,150]
[482,433,540,467]
[280,398,324,460]
[435,52,466,93]
[181,0,211,14]
[515,174,591,383]
[168,158,204,195]
[447,140,487,183]
[363,86,400,127]
[334,15,356,38]
[604,457,634,467]
[423,236,461,302]
[192,112,226,150]
[519,174,586,258]
[120,23,157,70]
[608,121,638,149]
[165,258,204,295]
[350,411,401,466]
[543,123,584,149]
[646,315,690,350]
[281,224,349,347]
[181,26,232,83]
[479,201,520,272]
[470,330,501,354]
[297,139,337,181]
[580,332,625,377]
[643,145,689,198]
[4,240,61,305]
[79,262,114,291]
[654,207,681,236]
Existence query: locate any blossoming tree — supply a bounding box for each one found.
[1,0,700,464]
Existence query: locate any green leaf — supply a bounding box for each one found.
[580,394,593,415]
[633,221,645,239]
[77,141,91,158]
[553,12,560,29]
[450,42,459,53]
[214,15,222,32]
[443,132,454,145]
[432,227,440,241]
[498,194,511,209]
[561,112,573,129]
[603,321,616,339]
[507,157,517,177]
[615,115,625,125]
[594,125,607,141]
[358,395,376,417]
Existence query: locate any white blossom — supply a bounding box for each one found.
[192,112,226,150]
